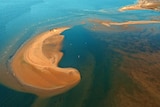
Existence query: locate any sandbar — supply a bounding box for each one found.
[89,19,160,27]
[101,20,160,27]
[11,27,80,97]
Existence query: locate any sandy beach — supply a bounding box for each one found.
[11,27,81,97]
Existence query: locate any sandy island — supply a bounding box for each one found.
[119,0,160,11]
[11,27,80,97]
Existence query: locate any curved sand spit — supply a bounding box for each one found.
[11,27,80,97]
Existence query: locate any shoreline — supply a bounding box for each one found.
[10,27,81,97]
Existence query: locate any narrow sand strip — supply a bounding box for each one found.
[11,27,80,97]
[101,20,160,27]
[89,19,160,27]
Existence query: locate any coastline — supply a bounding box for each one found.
[10,27,81,97]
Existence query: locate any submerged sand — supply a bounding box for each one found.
[11,27,80,97]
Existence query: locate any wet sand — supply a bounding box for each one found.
[11,27,81,97]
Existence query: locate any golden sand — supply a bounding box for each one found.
[11,27,80,97]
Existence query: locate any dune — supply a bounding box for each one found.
[11,27,81,97]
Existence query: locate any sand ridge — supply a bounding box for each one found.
[11,27,81,97]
